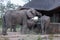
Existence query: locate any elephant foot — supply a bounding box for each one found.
[2,33,7,35]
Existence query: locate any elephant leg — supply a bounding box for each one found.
[44,23,47,34]
[45,28,47,34]
[10,24,16,32]
[41,21,45,34]
[2,20,8,35]
[20,26,23,33]
[21,22,28,34]
[10,27,13,32]
[2,24,8,35]
[45,26,47,34]
[21,25,28,34]
[44,25,46,34]
[44,22,48,34]
[20,25,22,32]
[13,25,16,32]
[41,25,45,34]
[21,15,28,34]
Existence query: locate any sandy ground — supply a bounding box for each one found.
[0,27,60,40]
[0,32,60,40]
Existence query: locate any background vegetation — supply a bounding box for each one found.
[0,0,20,28]
[0,0,31,27]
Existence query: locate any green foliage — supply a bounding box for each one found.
[6,1,15,9]
[0,3,5,13]
[0,0,19,19]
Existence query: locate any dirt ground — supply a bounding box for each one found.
[0,27,60,40]
[0,32,60,40]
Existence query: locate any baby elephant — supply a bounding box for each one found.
[40,15,50,34]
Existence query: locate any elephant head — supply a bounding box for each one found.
[28,8,42,17]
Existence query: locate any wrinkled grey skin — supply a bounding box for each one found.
[2,8,42,35]
[22,8,42,31]
[2,10,29,35]
[24,8,42,33]
[10,8,42,31]
[28,8,42,17]
[27,19,35,30]
[40,15,50,34]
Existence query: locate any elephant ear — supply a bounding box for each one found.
[26,10,34,18]
[29,8,36,16]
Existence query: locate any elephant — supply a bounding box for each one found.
[2,8,42,35]
[40,15,50,34]
[27,16,39,30]
[10,8,42,32]
[23,8,42,30]
[23,8,42,33]
[2,10,28,35]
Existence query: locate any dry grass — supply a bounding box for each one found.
[0,33,60,40]
[0,36,9,40]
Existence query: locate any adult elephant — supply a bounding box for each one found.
[2,8,42,35]
[2,10,29,35]
[21,8,42,31]
[40,15,50,34]
[10,8,42,32]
